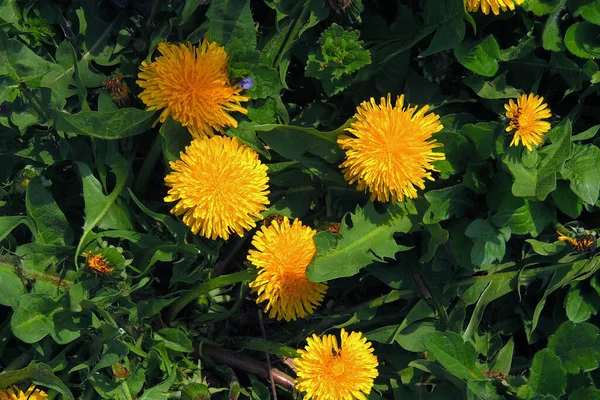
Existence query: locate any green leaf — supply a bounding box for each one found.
[159,116,192,163]
[526,239,566,256]
[504,120,573,200]
[548,321,600,374]
[305,23,371,96]
[463,72,522,99]
[0,215,35,242]
[551,180,584,218]
[306,202,412,282]
[54,108,158,139]
[550,52,586,91]
[94,339,129,372]
[0,361,74,400]
[565,22,600,58]
[490,200,555,237]
[490,338,514,375]
[421,223,449,263]
[566,285,600,323]
[463,278,514,340]
[204,0,257,50]
[560,144,600,205]
[154,328,193,353]
[454,36,500,77]
[26,178,71,245]
[499,36,535,61]
[0,31,55,87]
[423,331,485,381]
[570,386,600,399]
[11,293,85,344]
[529,349,567,397]
[0,260,26,308]
[423,184,474,224]
[420,0,465,57]
[465,219,510,267]
[543,8,566,51]
[524,0,564,16]
[569,0,600,26]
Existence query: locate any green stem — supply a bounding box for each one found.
[132,135,162,197]
[231,337,300,359]
[166,270,256,323]
[410,265,448,328]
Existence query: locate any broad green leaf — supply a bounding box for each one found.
[560,144,600,205]
[420,0,465,57]
[306,202,412,282]
[550,52,586,91]
[159,116,192,163]
[423,184,474,224]
[463,73,522,99]
[0,361,74,400]
[551,180,583,218]
[0,31,55,87]
[526,239,566,256]
[0,259,26,308]
[465,219,510,267]
[499,36,535,61]
[463,278,513,340]
[54,108,158,139]
[420,223,449,263]
[543,8,565,51]
[454,36,500,77]
[204,0,257,50]
[15,243,75,295]
[548,321,600,373]
[566,285,600,323]
[569,0,600,25]
[504,119,572,200]
[524,0,564,15]
[93,340,129,372]
[491,200,555,237]
[570,386,600,399]
[529,349,567,397]
[0,215,35,242]
[11,293,85,344]
[423,331,485,381]
[490,338,514,375]
[565,22,600,58]
[26,178,71,245]
[154,328,193,353]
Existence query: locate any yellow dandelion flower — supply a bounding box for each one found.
[84,252,114,275]
[295,329,379,400]
[558,231,598,253]
[338,94,444,203]
[465,0,524,15]
[505,93,552,151]
[248,217,327,321]
[137,40,249,138]
[165,136,270,240]
[0,385,47,400]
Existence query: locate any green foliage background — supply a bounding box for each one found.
[1,0,600,398]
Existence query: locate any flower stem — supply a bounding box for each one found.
[166,270,256,323]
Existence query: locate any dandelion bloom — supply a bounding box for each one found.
[338,94,444,203]
[0,386,47,400]
[465,0,524,15]
[165,136,269,240]
[84,251,114,275]
[505,93,552,151]
[137,40,248,138]
[295,329,379,400]
[558,231,598,253]
[248,217,327,321]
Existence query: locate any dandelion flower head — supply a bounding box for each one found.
[505,93,552,151]
[165,136,270,240]
[338,94,444,203]
[248,217,327,321]
[0,386,47,400]
[137,40,249,138]
[295,329,379,400]
[84,252,114,275]
[465,0,525,15]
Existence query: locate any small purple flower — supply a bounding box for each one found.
[238,77,253,90]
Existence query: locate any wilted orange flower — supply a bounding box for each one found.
[137,40,248,138]
[295,329,379,400]
[558,231,598,253]
[505,93,552,151]
[248,217,327,321]
[104,73,131,106]
[465,0,524,15]
[338,94,444,203]
[0,385,47,400]
[165,136,269,240]
[84,252,114,275]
